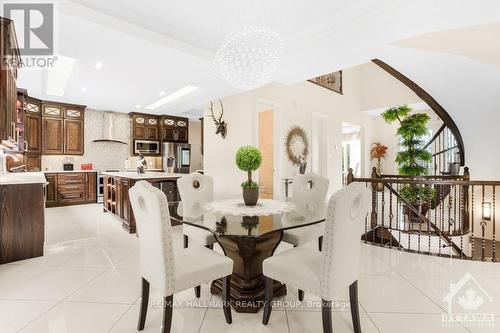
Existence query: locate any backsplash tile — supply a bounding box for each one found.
[41,110,162,171]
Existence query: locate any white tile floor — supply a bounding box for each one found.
[1,203,499,332]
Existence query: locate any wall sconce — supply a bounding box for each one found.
[482,202,492,221]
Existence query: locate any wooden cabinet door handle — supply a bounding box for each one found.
[62,193,82,199]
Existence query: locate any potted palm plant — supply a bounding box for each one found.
[235,145,262,206]
[381,105,435,220]
[371,142,388,191]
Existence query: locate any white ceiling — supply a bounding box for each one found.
[13,0,500,116]
[393,21,500,68]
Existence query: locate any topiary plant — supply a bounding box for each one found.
[382,105,435,204]
[235,145,262,190]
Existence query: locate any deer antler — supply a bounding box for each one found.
[218,99,224,122]
[209,101,219,124]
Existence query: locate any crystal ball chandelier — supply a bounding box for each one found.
[214,26,283,90]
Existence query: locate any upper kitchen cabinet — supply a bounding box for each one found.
[41,101,86,155]
[161,115,189,142]
[64,119,84,154]
[130,113,159,140]
[146,116,159,140]
[42,117,64,154]
[24,97,42,153]
[132,114,146,139]
[0,18,21,141]
[42,104,63,118]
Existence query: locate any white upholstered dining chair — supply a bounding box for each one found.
[129,181,233,333]
[282,172,329,300]
[177,172,217,297]
[262,182,370,333]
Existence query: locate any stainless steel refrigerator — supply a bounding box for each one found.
[163,142,201,174]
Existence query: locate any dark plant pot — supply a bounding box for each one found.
[243,188,259,206]
[448,162,460,175]
[403,203,430,225]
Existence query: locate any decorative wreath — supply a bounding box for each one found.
[285,126,309,165]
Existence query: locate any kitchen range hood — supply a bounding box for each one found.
[93,112,127,145]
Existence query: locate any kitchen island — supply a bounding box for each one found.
[0,172,46,263]
[102,171,184,233]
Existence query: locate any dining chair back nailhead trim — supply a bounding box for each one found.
[129,181,176,296]
[320,182,371,301]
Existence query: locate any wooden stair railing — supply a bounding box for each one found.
[381,181,465,257]
[348,168,472,259]
[373,58,465,185]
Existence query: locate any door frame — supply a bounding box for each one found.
[341,122,364,177]
[311,112,328,177]
[254,98,283,199]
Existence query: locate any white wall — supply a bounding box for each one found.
[188,120,202,144]
[188,119,203,171]
[203,91,255,199]
[204,66,377,199]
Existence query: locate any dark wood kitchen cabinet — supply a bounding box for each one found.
[24,104,42,153]
[0,182,45,264]
[64,119,84,154]
[45,172,97,207]
[160,115,189,142]
[103,174,181,233]
[130,113,159,140]
[86,172,97,202]
[117,178,132,222]
[131,114,146,139]
[146,116,159,140]
[42,117,64,154]
[45,173,58,206]
[41,101,85,155]
[23,97,42,170]
[0,18,20,141]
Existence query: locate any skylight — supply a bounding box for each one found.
[46,55,76,97]
[145,85,199,110]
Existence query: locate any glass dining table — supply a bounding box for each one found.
[169,200,326,313]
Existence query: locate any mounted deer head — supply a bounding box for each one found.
[209,99,227,139]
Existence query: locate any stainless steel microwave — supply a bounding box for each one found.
[134,140,160,155]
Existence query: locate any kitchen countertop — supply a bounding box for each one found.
[44,170,98,173]
[101,171,184,180]
[0,172,47,185]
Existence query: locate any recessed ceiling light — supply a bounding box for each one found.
[46,55,76,97]
[158,90,166,96]
[145,85,199,110]
[95,61,103,70]
[135,104,142,108]
[81,87,87,93]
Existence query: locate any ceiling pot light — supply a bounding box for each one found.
[214,26,282,90]
[95,61,103,70]
[81,87,87,93]
[158,90,166,96]
[135,104,142,108]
